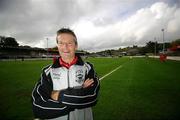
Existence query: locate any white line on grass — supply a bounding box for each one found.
[99,65,122,81]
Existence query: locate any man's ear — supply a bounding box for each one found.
[75,45,78,50]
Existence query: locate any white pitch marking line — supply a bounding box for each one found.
[99,65,122,81]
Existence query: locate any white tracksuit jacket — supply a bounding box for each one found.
[31,56,100,120]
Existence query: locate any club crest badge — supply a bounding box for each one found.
[75,69,84,84]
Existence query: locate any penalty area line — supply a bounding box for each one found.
[99,65,122,81]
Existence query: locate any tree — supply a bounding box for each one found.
[0,36,19,47]
[171,39,180,47]
[145,41,155,53]
[0,36,6,47]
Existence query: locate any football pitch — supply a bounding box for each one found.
[0,57,179,120]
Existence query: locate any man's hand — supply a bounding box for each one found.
[83,78,94,88]
[51,90,60,101]
[51,79,94,100]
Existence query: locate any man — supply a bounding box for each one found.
[32,28,100,120]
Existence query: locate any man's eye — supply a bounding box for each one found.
[58,42,64,45]
[58,42,73,46]
[57,41,61,44]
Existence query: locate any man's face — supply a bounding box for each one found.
[57,33,77,60]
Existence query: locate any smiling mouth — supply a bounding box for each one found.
[63,52,70,54]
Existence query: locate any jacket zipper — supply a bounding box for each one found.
[67,69,70,120]
[68,112,70,120]
[67,69,70,88]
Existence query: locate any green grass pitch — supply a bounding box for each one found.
[0,57,179,120]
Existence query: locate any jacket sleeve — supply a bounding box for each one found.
[31,65,72,119]
[58,62,100,109]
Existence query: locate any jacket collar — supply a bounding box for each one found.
[52,55,84,68]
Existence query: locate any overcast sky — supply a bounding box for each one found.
[0,0,180,52]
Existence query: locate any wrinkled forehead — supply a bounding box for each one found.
[57,33,77,44]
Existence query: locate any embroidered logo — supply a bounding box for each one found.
[52,72,61,80]
[75,69,84,84]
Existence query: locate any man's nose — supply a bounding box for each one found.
[62,43,68,47]
[62,43,69,49]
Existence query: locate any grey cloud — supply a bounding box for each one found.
[0,0,180,51]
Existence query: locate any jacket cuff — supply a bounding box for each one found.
[58,90,65,102]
